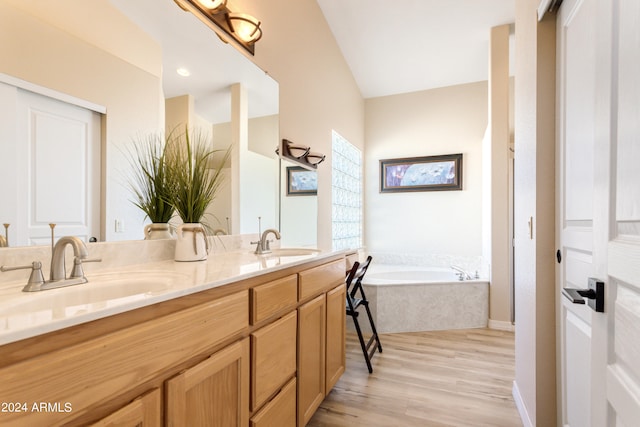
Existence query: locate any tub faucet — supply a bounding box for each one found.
[451,265,472,281]
[254,229,281,255]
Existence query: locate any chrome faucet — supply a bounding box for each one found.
[451,265,472,281]
[50,236,88,281]
[212,228,227,236]
[254,229,281,255]
[0,235,101,292]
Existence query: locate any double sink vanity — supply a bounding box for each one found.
[0,239,352,426]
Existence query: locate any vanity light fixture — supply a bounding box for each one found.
[305,152,326,166]
[279,139,325,170]
[286,141,310,158]
[194,0,226,10]
[174,0,262,55]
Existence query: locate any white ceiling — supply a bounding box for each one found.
[316,0,515,98]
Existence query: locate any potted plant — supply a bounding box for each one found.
[126,133,175,240]
[165,127,230,261]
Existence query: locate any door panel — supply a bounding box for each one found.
[557,0,598,425]
[605,0,640,424]
[17,89,101,245]
[563,305,591,427]
[559,0,640,424]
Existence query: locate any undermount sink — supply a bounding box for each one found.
[0,270,188,318]
[255,248,321,257]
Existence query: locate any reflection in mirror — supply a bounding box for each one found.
[0,0,283,247]
[279,159,318,247]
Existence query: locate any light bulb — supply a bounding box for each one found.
[194,0,226,11]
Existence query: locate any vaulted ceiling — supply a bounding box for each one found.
[316,0,515,98]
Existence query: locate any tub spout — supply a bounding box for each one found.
[451,265,472,280]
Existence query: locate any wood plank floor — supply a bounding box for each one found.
[308,328,522,427]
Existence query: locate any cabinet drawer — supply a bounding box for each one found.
[251,311,297,411]
[298,259,345,300]
[251,275,297,325]
[90,388,161,427]
[250,378,296,427]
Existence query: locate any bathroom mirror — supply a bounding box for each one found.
[279,158,318,247]
[0,0,280,247]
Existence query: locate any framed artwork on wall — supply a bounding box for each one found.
[379,153,463,193]
[286,166,317,196]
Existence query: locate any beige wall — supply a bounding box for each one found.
[0,1,163,242]
[486,25,512,325]
[513,1,557,425]
[364,82,488,257]
[240,0,365,249]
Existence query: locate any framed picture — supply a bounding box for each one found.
[286,166,318,196]
[379,153,463,193]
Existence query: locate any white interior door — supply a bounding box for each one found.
[557,0,601,425]
[605,0,640,424]
[16,89,101,246]
[557,0,640,425]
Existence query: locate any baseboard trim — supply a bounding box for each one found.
[512,380,533,427]
[488,319,515,331]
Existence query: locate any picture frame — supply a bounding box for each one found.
[286,166,318,196]
[379,153,463,193]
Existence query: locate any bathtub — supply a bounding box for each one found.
[357,265,489,333]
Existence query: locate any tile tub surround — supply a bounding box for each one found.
[362,280,489,333]
[0,235,333,345]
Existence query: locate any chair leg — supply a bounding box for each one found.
[363,303,383,353]
[351,311,374,374]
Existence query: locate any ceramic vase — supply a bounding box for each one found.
[174,223,209,262]
[144,223,174,240]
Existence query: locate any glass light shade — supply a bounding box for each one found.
[195,0,227,10]
[228,13,263,43]
[306,152,326,165]
[287,142,310,158]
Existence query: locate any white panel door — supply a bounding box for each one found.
[17,90,100,246]
[557,0,600,425]
[605,0,640,424]
[558,0,640,425]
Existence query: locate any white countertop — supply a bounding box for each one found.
[0,249,342,346]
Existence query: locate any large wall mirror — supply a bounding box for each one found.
[0,0,280,247]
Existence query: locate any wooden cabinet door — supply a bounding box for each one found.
[325,283,346,393]
[165,338,249,427]
[297,294,326,426]
[251,311,297,411]
[89,388,161,427]
[250,378,296,427]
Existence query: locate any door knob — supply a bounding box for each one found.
[562,278,604,312]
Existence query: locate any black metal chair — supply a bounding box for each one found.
[345,255,382,373]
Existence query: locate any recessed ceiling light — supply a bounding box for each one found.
[176,68,191,77]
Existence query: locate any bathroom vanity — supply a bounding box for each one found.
[0,249,346,426]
